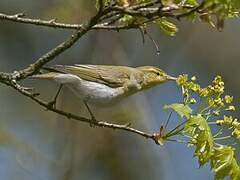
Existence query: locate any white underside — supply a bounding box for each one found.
[54,74,127,105]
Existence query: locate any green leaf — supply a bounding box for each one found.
[187,12,198,22]
[164,103,192,118]
[119,15,135,25]
[185,0,198,6]
[156,18,178,36]
[185,115,214,166]
[211,146,240,180]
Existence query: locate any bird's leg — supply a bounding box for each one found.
[48,84,63,108]
[83,101,98,127]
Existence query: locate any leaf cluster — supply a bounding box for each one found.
[163,74,240,179]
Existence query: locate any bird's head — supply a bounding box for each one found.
[137,66,176,89]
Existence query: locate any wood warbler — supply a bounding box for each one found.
[32,64,176,106]
[32,64,176,121]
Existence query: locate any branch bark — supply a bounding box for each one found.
[0,2,202,31]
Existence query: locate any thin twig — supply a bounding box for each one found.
[144,29,160,54]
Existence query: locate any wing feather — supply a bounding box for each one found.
[48,65,138,88]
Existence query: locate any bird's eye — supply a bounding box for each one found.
[156,72,161,76]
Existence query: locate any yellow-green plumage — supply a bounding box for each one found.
[32,64,176,105]
[54,65,140,88]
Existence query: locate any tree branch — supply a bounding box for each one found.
[0,2,203,31]
[0,12,84,29]
[1,80,161,145]
[0,7,108,82]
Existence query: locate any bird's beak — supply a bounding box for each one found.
[166,75,177,81]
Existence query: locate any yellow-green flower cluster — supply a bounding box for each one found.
[208,97,224,107]
[232,129,240,139]
[226,105,235,111]
[208,98,235,109]
[216,116,240,140]
[177,74,201,93]
[203,76,225,107]
[176,74,237,142]
[176,75,224,98]
[199,88,209,97]
[176,74,188,86]
[216,115,234,125]
[232,120,240,139]
[208,76,224,95]
[176,74,236,109]
[224,95,233,103]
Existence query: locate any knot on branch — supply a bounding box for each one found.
[14,12,25,18]
[10,71,21,83]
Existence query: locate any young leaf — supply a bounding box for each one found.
[156,18,178,36]
[185,115,214,165]
[211,146,240,180]
[185,0,198,6]
[164,103,192,118]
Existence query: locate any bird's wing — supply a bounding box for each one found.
[49,65,135,88]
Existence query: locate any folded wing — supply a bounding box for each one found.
[47,65,136,88]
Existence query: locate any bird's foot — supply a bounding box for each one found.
[83,101,98,127]
[47,84,63,109]
[89,115,98,127]
[47,100,57,109]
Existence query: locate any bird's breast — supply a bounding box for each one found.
[67,80,129,105]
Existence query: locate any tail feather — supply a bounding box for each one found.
[29,72,60,80]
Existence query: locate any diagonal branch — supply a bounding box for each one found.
[2,80,160,145]
[17,30,87,79]
[0,12,140,31]
[11,8,106,81]
[0,2,203,32]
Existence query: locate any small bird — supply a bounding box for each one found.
[32,64,176,120]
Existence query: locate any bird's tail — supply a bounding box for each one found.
[29,65,64,80]
[29,72,60,80]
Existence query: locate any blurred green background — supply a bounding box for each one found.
[0,0,239,180]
